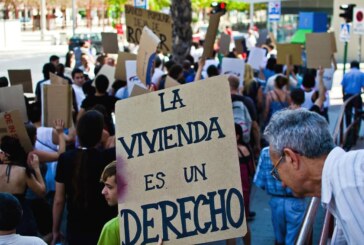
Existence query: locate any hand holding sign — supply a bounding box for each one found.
[137,26,161,87]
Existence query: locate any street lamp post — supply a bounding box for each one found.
[40,0,46,40]
[72,0,76,36]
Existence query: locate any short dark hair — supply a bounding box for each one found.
[72,68,84,79]
[154,56,162,68]
[43,63,56,80]
[290,88,305,106]
[351,60,360,69]
[95,74,109,93]
[0,193,22,231]
[49,55,60,62]
[275,75,288,89]
[77,110,104,148]
[168,64,183,80]
[207,65,219,77]
[0,77,9,87]
[302,73,316,89]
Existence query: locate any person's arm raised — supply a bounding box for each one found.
[26,154,46,197]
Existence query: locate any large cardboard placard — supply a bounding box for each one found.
[277,44,302,65]
[8,69,33,93]
[306,33,332,69]
[202,12,223,58]
[50,72,68,85]
[165,76,180,88]
[125,5,172,53]
[126,60,147,96]
[0,110,33,153]
[247,47,266,70]
[41,84,72,128]
[115,76,247,244]
[0,85,28,122]
[221,58,245,87]
[234,38,244,54]
[137,26,160,86]
[219,32,231,55]
[329,32,337,53]
[101,32,119,54]
[115,52,137,81]
[130,84,149,97]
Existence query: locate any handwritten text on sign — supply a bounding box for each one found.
[125,5,172,53]
[115,76,246,244]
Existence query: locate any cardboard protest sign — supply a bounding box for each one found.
[94,64,116,91]
[256,29,269,47]
[234,38,244,54]
[126,60,147,96]
[221,58,245,87]
[165,76,180,88]
[115,76,247,244]
[137,26,160,86]
[219,32,231,55]
[247,47,266,70]
[306,33,332,69]
[50,72,68,85]
[203,12,223,58]
[41,84,72,128]
[101,32,119,54]
[125,5,172,53]
[130,84,149,97]
[115,52,137,81]
[8,69,33,93]
[0,85,28,122]
[0,110,33,153]
[329,32,337,53]
[277,44,302,65]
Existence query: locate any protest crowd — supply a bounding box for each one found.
[1,10,364,245]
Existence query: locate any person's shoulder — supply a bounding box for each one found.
[16,235,47,245]
[231,94,244,102]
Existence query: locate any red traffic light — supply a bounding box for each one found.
[210,2,227,14]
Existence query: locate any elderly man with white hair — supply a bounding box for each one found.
[264,109,364,244]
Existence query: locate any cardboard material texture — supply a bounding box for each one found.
[115,76,247,244]
[126,60,147,96]
[0,110,33,153]
[329,32,337,53]
[247,47,267,70]
[306,33,332,69]
[101,32,119,54]
[277,44,302,65]
[234,38,244,54]
[221,58,245,87]
[8,69,33,93]
[115,52,137,81]
[137,26,160,87]
[269,32,276,45]
[0,85,28,122]
[125,5,172,53]
[50,72,69,85]
[203,12,223,58]
[41,84,72,128]
[165,76,180,88]
[129,84,149,97]
[94,64,116,92]
[219,32,231,55]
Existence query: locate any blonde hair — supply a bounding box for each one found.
[243,63,255,93]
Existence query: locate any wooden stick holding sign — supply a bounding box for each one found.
[202,12,224,58]
[137,26,160,87]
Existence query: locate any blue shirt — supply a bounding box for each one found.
[253,147,294,196]
[341,68,364,94]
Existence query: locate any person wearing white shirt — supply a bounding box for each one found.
[151,56,165,85]
[71,68,86,111]
[0,193,47,245]
[264,109,364,244]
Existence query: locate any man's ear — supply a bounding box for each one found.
[283,148,300,170]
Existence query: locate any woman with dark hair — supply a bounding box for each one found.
[52,110,116,245]
[0,136,45,235]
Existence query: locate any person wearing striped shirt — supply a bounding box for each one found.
[264,109,364,244]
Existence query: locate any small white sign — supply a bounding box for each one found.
[125,60,146,96]
[221,58,246,87]
[248,47,267,70]
[340,23,351,42]
[353,8,364,35]
[268,1,281,22]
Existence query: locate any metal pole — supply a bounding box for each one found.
[72,0,76,36]
[359,35,362,63]
[343,41,348,74]
[40,0,46,40]
[250,1,254,29]
[296,197,321,245]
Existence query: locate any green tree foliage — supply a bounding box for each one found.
[106,0,127,26]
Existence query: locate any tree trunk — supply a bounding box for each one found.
[170,0,192,65]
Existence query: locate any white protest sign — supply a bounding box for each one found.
[247,47,266,70]
[221,58,245,87]
[115,75,247,244]
[137,26,160,87]
[126,60,147,96]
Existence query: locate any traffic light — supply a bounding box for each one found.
[211,2,227,14]
[339,4,356,23]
